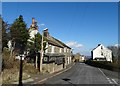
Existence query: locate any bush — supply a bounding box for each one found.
[2,48,39,83]
[2,49,13,69]
[85,60,119,72]
[23,63,39,74]
[2,49,20,70]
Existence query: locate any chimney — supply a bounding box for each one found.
[32,17,35,24]
[30,17,38,30]
[43,28,49,37]
[98,44,101,46]
[31,17,35,27]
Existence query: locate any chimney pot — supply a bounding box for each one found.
[44,28,49,37]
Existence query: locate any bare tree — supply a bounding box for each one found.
[107,45,119,63]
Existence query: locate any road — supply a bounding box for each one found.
[39,62,119,85]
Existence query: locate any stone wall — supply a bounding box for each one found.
[42,63,63,74]
[54,46,60,53]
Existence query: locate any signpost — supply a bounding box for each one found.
[19,44,23,86]
[19,54,23,86]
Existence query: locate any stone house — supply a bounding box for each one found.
[27,18,72,73]
[91,44,112,62]
[43,28,72,67]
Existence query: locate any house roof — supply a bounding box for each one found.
[45,36,71,49]
[92,44,112,52]
[92,44,102,51]
[53,37,71,49]
[45,36,64,48]
[44,35,71,49]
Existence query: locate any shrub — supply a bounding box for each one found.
[23,63,39,74]
[85,60,119,72]
[2,48,20,70]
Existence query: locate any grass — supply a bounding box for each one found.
[2,48,39,84]
[23,63,39,74]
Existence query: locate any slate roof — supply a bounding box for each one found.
[92,44,112,52]
[45,35,71,49]
[92,44,102,51]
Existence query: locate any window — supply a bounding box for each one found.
[44,57,48,62]
[101,52,103,55]
[101,46,103,49]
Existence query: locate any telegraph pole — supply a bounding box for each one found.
[40,30,44,72]
[35,34,38,69]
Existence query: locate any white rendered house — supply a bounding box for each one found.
[91,44,112,62]
[28,18,38,41]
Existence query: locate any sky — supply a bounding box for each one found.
[2,2,118,55]
[2,0,120,2]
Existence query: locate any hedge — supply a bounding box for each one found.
[85,60,120,72]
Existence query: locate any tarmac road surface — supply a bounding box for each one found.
[40,62,119,85]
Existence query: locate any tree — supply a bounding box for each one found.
[10,15,29,53]
[0,17,8,51]
[27,33,42,53]
[74,53,81,62]
[107,45,119,63]
[26,32,42,68]
[27,32,47,69]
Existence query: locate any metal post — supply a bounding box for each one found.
[19,55,23,86]
[40,30,44,72]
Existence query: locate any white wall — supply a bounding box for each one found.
[64,47,67,53]
[45,42,48,53]
[60,48,62,53]
[51,45,55,53]
[82,56,85,61]
[102,48,112,62]
[29,30,38,39]
[7,40,12,51]
[92,44,112,62]
[93,45,104,59]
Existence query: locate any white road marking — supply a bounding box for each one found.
[111,79,118,84]
[106,77,113,84]
[98,68,113,84]
[98,68,108,78]
[108,79,113,84]
[98,68,118,85]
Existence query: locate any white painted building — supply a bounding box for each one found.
[81,56,85,61]
[29,29,38,39]
[28,18,38,41]
[27,18,39,55]
[43,28,72,65]
[7,40,12,51]
[91,44,112,62]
